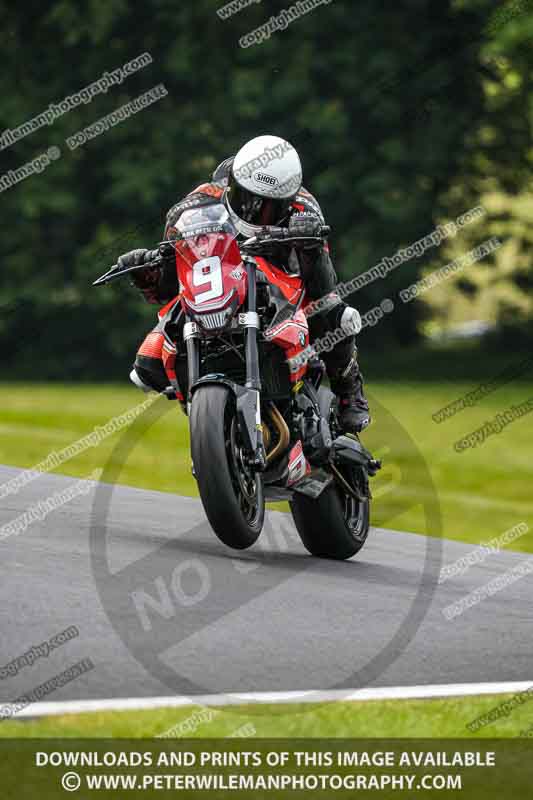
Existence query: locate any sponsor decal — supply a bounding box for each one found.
[254,171,278,187]
[287,441,309,485]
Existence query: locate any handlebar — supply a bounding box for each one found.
[93,223,331,287]
[240,225,330,254]
[92,242,176,286]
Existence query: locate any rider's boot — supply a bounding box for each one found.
[329,354,371,435]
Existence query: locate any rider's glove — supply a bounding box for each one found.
[289,211,324,250]
[117,248,149,273]
[340,306,362,335]
[288,212,324,246]
[118,248,161,303]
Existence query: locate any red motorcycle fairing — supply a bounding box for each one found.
[169,201,312,377]
[175,232,247,319]
[254,256,303,304]
[264,309,310,383]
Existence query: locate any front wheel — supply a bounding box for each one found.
[290,471,370,560]
[190,385,264,550]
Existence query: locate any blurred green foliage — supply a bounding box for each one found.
[0,0,531,378]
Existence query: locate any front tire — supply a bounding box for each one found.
[190,385,264,550]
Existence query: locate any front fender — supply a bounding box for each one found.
[190,375,261,456]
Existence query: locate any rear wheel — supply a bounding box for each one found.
[290,472,369,560]
[190,385,264,549]
[290,386,371,560]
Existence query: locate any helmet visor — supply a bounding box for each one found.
[227,178,292,228]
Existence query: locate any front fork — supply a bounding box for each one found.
[184,323,200,395]
[241,257,265,469]
[184,257,266,470]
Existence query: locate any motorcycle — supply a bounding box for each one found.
[94,202,381,560]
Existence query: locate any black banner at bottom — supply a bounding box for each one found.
[1,739,532,798]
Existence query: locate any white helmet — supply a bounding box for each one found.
[225,135,303,237]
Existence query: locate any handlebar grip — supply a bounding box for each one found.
[258,226,288,240]
[269,225,330,239]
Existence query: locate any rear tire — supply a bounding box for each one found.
[190,385,264,550]
[290,477,370,560]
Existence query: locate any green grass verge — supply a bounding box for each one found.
[1,694,532,738]
[0,377,532,550]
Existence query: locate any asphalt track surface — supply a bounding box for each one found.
[0,465,531,703]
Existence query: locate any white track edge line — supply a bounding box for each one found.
[6,681,533,719]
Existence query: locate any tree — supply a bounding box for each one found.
[0,0,499,377]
